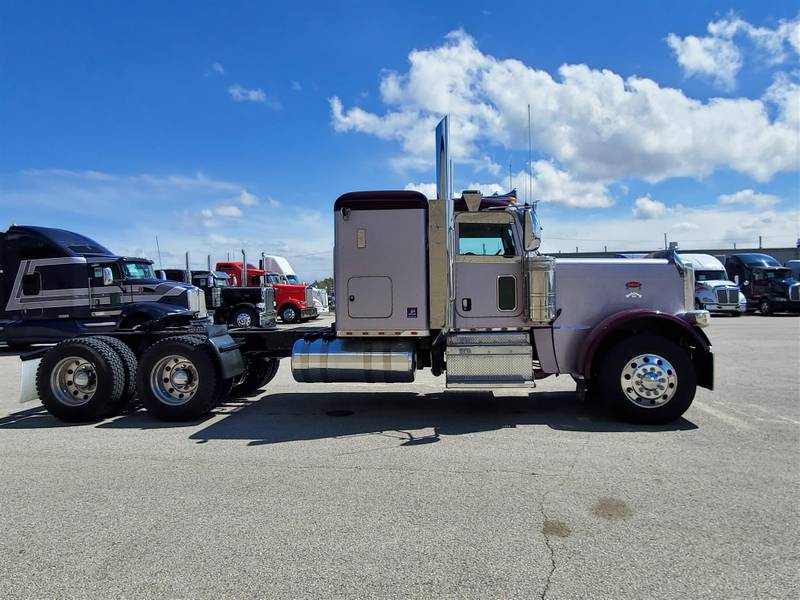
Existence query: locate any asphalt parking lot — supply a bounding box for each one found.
[0,313,798,599]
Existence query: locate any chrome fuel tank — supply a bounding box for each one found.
[291,338,416,383]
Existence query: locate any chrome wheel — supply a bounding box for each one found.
[50,356,97,406]
[235,312,252,327]
[282,307,297,322]
[150,354,199,406]
[620,353,677,408]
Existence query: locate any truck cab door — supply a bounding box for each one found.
[454,213,525,329]
[88,264,123,314]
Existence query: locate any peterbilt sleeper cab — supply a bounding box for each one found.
[0,225,207,347]
[22,116,715,426]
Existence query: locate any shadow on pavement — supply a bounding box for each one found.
[0,390,698,442]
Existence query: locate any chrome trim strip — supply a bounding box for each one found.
[337,330,431,337]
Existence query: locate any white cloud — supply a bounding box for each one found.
[667,15,800,89]
[404,182,438,198]
[238,190,259,205]
[529,161,612,208]
[541,206,800,253]
[211,62,225,76]
[212,205,243,217]
[666,32,741,90]
[405,161,613,208]
[0,169,334,280]
[330,29,799,184]
[632,196,668,219]
[228,84,266,102]
[718,188,780,208]
[290,80,302,92]
[228,84,281,109]
[267,196,282,208]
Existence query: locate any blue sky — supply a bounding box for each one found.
[1,0,798,280]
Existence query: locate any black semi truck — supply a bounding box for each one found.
[0,225,208,349]
[161,269,276,329]
[725,253,800,315]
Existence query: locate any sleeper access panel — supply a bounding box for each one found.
[334,191,429,336]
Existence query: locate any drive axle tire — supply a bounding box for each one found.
[37,337,125,422]
[92,336,138,408]
[597,334,696,425]
[280,305,300,324]
[229,306,259,329]
[137,335,220,421]
[231,356,280,397]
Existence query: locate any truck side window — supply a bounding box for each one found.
[498,276,516,310]
[89,264,120,286]
[458,223,516,256]
[22,273,41,295]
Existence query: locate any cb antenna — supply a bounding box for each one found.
[528,103,535,207]
[155,235,163,269]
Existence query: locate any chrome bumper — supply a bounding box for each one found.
[679,310,711,328]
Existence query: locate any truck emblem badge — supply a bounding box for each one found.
[407,307,418,318]
[625,281,643,299]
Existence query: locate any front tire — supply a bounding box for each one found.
[759,298,773,316]
[228,306,259,329]
[280,305,300,324]
[137,335,220,421]
[597,334,696,424]
[37,337,125,422]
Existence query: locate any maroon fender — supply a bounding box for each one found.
[578,308,712,381]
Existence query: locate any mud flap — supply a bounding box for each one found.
[19,356,41,404]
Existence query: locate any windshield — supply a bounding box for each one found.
[120,262,156,279]
[695,270,727,282]
[755,268,792,280]
[458,223,516,256]
[286,275,299,284]
[267,274,283,284]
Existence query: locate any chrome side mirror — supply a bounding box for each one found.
[102,267,114,286]
[733,275,739,285]
[157,270,167,280]
[523,208,542,252]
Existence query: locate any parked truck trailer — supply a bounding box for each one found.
[21,118,713,425]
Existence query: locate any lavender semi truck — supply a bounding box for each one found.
[21,118,712,424]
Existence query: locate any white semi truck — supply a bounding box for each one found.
[21,118,713,424]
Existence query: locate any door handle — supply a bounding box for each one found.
[349,295,355,302]
[461,298,472,311]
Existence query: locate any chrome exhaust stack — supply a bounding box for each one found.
[435,116,455,332]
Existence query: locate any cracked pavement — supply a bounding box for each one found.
[0,314,798,598]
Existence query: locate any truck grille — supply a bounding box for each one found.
[188,288,208,318]
[305,287,313,306]
[715,287,737,304]
[263,286,275,315]
[790,284,800,302]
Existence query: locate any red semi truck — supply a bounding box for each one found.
[215,261,317,323]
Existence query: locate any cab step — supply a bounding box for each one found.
[445,332,535,388]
